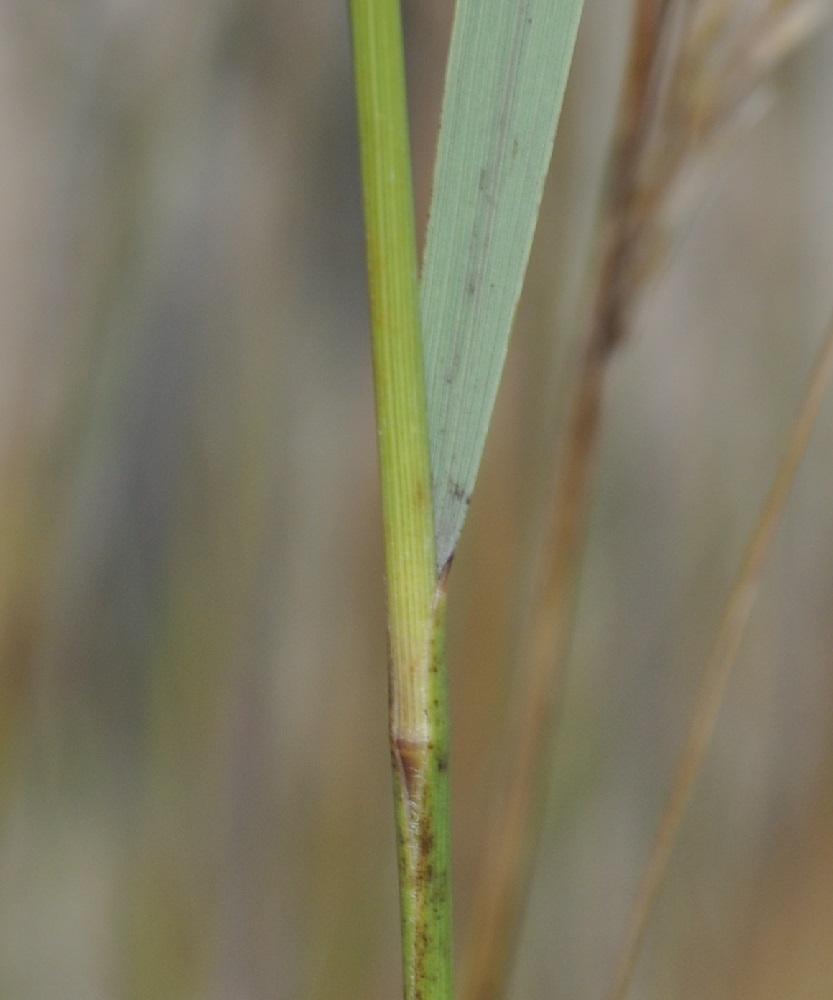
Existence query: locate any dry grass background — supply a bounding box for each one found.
[1,1,833,998]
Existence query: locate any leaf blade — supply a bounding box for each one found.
[421,0,586,570]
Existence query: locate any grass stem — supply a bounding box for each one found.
[349,1,452,996]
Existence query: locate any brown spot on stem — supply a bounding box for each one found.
[394,737,422,803]
[420,823,435,859]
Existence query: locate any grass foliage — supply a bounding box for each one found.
[421,0,585,571]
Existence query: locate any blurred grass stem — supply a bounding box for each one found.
[459,337,606,1000]
[349,1,452,997]
[607,308,833,1000]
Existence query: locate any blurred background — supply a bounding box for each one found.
[1,1,833,998]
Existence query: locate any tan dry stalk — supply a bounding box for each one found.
[458,336,606,1000]
[607,310,833,1000]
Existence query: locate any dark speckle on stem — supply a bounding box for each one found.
[451,481,471,505]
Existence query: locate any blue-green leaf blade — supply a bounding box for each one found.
[421,0,585,570]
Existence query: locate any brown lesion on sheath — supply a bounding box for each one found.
[438,552,454,589]
[394,737,424,804]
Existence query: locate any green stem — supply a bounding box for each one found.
[349,1,452,997]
